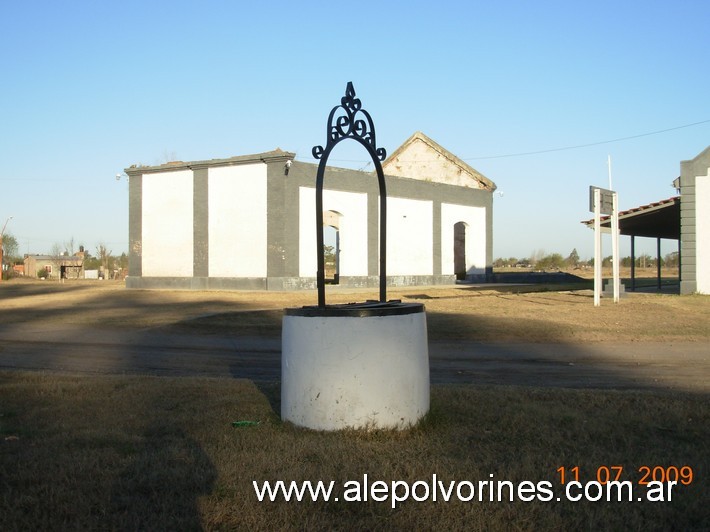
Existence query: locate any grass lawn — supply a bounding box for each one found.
[0,373,707,530]
[0,280,708,529]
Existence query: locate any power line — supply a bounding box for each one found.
[463,119,710,160]
[294,118,710,163]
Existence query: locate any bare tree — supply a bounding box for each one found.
[530,249,546,269]
[157,150,179,165]
[96,243,112,276]
[50,243,64,280]
[64,236,76,256]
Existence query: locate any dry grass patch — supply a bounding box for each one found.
[166,290,710,343]
[1,372,707,530]
[416,291,710,342]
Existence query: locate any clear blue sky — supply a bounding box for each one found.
[2,0,709,261]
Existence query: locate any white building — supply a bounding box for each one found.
[125,132,496,290]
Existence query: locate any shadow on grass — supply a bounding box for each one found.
[110,423,216,530]
[3,372,706,530]
[0,284,707,396]
[251,381,281,419]
[0,374,219,530]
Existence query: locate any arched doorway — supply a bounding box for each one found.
[454,221,467,280]
[324,210,342,284]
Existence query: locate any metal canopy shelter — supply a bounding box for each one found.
[582,196,680,291]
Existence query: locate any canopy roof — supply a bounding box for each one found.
[582,196,680,239]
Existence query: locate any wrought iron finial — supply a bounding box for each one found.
[312,82,389,307]
[312,82,387,162]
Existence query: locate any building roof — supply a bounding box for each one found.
[24,253,84,262]
[582,196,680,239]
[124,133,497,194]
[125,149,295,175]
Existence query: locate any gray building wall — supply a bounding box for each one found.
[680,145,710,294]
[125,151,494,291]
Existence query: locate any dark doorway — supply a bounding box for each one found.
[324,211,341,284]
[454,222,467,280]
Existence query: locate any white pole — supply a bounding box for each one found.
[608,155,613,190]
[607,156,621,303]
[612,191,620,303]
[594,188,602,307]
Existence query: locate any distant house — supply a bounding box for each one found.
[125,131,497,291]
[24,253,85,280]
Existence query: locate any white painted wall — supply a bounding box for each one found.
[441,203,487,275]
[299,187,369,277]
[208,164,268,277]
[387,197,433,275]
[696,170,710,294]
[142,170,194,277]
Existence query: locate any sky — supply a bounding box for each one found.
[1,0,709,261]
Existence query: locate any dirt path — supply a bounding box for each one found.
[0,323,706,392]
[1,281,708,392]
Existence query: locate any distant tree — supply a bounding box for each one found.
[323,245,336,269]
[495,257,519,268]
[565,248,580,268]
[635,254,652,268]
[118,252,128,270]
[83,251,101,270]
[1,233,19,279]
[2,233,19,261]
[530,249,546,268]
[49,243,64,280]
[664,251,680,268]
[537,253,565,271]
[96,243,113,273]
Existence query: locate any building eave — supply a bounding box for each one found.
[125,149,296,176]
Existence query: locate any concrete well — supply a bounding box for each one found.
[281,302,429,431]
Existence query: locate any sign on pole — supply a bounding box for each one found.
[589,186,614,215]
[589,186,620,306]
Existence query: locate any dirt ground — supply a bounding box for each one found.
[0,278,708,392]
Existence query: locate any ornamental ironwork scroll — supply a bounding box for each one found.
[312,82,388,307]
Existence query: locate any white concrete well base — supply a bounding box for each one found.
[281,303,429,431]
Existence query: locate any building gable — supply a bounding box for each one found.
[382,132,496,191]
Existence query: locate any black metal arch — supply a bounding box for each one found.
[312,82,388,307]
